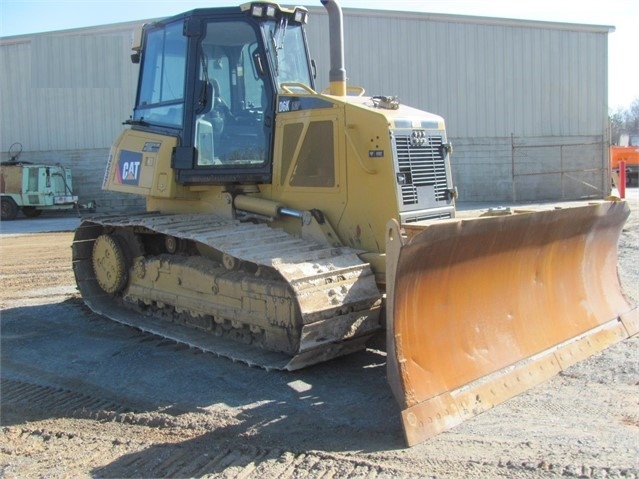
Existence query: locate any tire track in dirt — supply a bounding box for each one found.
[0,380,429,478]
[1,378,136,422]
[94,446,421,479]
[3,377,638,479]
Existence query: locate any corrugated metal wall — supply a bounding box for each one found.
[0,9,612,210]
[1,24,139,149]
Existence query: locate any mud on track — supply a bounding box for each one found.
[1,207,638,479]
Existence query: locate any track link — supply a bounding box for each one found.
[72,212,382,370]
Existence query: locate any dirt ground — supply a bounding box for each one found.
[1,200,638,479]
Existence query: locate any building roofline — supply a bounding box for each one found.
[0,19,158,45]
[312,6,615,34]
[0,6,615,45]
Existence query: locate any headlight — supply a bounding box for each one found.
[250,5,264,17]
[294,8,308,24]
[266,5,277,18]
[411,130,427,146]
[249,3,278,18]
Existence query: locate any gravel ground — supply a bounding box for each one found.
[1,196,638,479]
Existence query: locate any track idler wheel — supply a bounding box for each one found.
[92,234,129,294]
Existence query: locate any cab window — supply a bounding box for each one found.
[134,20,187,128]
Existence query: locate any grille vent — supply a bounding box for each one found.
[394,135,447,205]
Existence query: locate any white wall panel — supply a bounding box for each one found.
[305,9,609,140]
[0,24,140,153]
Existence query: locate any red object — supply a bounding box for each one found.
[619,160,626,199]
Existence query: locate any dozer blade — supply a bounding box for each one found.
[385,200,638,447]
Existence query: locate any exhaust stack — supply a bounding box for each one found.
[320,0,347,96]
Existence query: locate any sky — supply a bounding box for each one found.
[0,0,637,110]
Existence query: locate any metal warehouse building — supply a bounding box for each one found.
[0,6,613,211]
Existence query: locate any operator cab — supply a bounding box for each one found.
[129,2,313,185]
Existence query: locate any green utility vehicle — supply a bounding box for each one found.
[0,143,94,220]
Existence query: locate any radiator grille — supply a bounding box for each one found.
[394,134,447,205]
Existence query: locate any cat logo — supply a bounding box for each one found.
[117,150,143,186]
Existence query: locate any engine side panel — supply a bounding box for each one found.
[103,130,197,200]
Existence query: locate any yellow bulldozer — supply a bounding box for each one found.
[72,0,637,446]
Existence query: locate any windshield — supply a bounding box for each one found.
[263,20,312,91]
[194,20,270,167]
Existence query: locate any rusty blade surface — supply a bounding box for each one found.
[385,200,638,446]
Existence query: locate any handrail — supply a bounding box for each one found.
[280,82,317,94]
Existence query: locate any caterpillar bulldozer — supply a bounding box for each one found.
[72,0,637,446]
